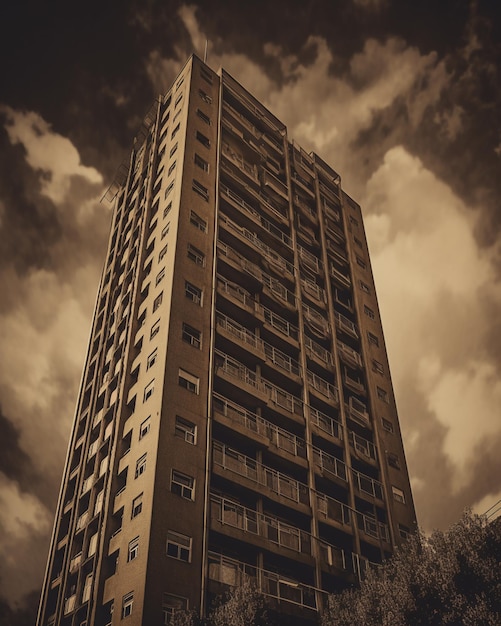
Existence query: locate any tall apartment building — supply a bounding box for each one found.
[37,55,416,626]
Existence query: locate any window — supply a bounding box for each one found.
[159,244,168,262]
[377,386,389,403]
[82,573,93,603]
[182,323,201,348]
[187,244,205,266]
[175,416,197,444]
[135,454,147,478]
[198,89,212,104]
[381,417,394,433]
[87,532,98,558]
[166,530,192,562]
[168,161,176,176]
[171,123,180,139]
[164,182,174,199]
[147,349,158,369]
[196,108,211,125]
[122,592,134,618]
[163,202,172,219]
[360,281,371,294]
[178,368,199,394]
[153,292,163,312]
[131,494,143,518]
[354,237,363,248]
[143,380,155,402]
[392,486,406,504]
[161,223,170,239]
[349,215,359,227]
[367,331,379,347]
[140,416,151,439]
[387,453,400,469]
[190,210,207,232]
[156,268,165,285]
[192,179,209,201]
[172,109,182,124]
[196,130,210,149]
[150,320,160,340]
[356,256,366,270]
[200,67,213,84]
[162,594,188,624]
[185,281,202,305]
[175,93,183,107]
[128,537,139,562]
[399,524,410,540]
[94,490,104,516]
[364,305,375,320]
[176,76,184,90]
[169,143,178,158]
[194,153,209,172]
[372,360,384,375]
[171,470,195,500]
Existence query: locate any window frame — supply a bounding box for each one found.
[185,281,202,305]
[190,210,207,232]
[178,368,200,394]
[171,470,195,500]
[166,530,192,562]
[182,322,202,349]
[128,536,139,562]
[187,243,205,267]
[175,416,197,445]
[122,592,134,618]
[135,453,147,479]
[139,416,151,439]
[131,494,143,518]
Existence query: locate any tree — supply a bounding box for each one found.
[321,510,501,626]
[209,579,269,626]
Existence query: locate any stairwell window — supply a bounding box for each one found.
[185,281,202,305]
[377,386,389,403]
[364,305,375,320]
[194,153,209,172]
[171,470,195,500]
[122,592,134,618]
[135,454,147,478]
[200,67,213,84]
[166,530,192,562]
[175,416,197,444]
[182,323,201,349]
[153,292,163,312]
[187,244,205,266]
[367,331,379,347]
[192,179,209,201]
[372,360,384,375]
[190,210,207,232]
[196,130,210,149]
[131,494,143,518]
[196,108,211,125]
[392,486,406,504]
[381,417,394,433]
[143,380,155,402]
[178,368,199,394]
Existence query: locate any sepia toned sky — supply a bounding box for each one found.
[1,0,500,619]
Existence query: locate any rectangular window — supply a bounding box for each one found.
[175,93,183,107]
[140,417,151,439]
[360,281,371,294]
[156,268,165,285]
[356,256,366,270]
[387,453,401,469]
[168,161,176,176]
[171,470,195,500]
[377,386,389,403]
[196,130,210,149]
[163,202,172,219]
[143,380,155,402]
[164,182,174,199]
[194,153,209,172]
[153,292,163,312]
[150,320,160,340]
[159,245,168,262]
[166,530,192,562]
[173,109,182,124]
[176,77,184,90]
[354,237,363,248]
[192,179,209,201]
[162,594,189,624]
[175,416,197,444]
[182,323,202,349]
[190,210,207,232]
[161,223,170,239]
[169,143,178,158]
[198,89,212,104]
[399,524,410,540]
[128,537,139,562]
[94,490,104,516]
[187,243,205,266]
[131,494,143,518]
[171,123,180,139]
[200,67,213,84]
[196,108,211,125]
[367,331,379,347]
[87,532,98,558]
[392,486,406,504]
[381,417,394,433]
[364,305,375,320]
[372,360,384,375]
[135,454,147,478]
[349,215,359,227]
[82,573,93,603]
[178,368,199,394]
[122,592,134,618]
[185,281,202,305]
[147,349,158,370]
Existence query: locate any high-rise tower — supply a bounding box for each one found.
[37,55,416,626]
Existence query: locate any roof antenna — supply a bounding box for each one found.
[204,39,208,64]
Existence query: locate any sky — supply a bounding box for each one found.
[1,0,501,621]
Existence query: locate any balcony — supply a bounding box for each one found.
[315,493,351,528]
[301,278,326,305]
[294,194,317,223]
[221,141,259,184]
[216,313,265,358]
[335,312,358,339]
[349,431,377,462]
[312,447,347,482]
[344,370,366,396]
[307,370,338,404]
[292,173,315,198]
[217,275,256,315]
[298,245,322,274]
[69,552,82,573]
[215,351,268,401]
[75,511,89,533]
[356,512,390,543]
[208,552,322,611]
[262,273,296,309]
[302,304,330,338]
[304,336,333,370]
[263,380,304,419]
[337,340,362,368]
[210,494,312,557]
[263,343,301,379]
[213,393,306,459]
[262,170,288,200]
[352,468,384,501]
[330,265,351,290]
[326,239,348,266]
[63,595,76,615]
[259,304,299,343]
[213,442,309,507]
[217,241,263,282]
[345,397,370,427]
[309,406,342,441]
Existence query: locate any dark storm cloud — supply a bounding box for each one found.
[0,405,38,493]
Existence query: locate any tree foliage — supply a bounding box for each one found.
[321,510,501,626]
[209,579,269,626]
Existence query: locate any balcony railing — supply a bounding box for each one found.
[337,340,362,367]
[217,241,262,281]
[216,313,264,354]
[262,273,296,307]
[346,397,370,426]
[301,277,326,303]
[349,431,377,461]
[213,442,309,505]
[304,335,332,367]
[263,342,301,377]
[309,406,342,440]
[222,141,259,183]
[208,552,323,611]
[307,370,338,403]
[298,245,322,274]
[335,312,358,338]
[215,351,262,391]
[260,305,299,341]
[352,468,384,500]
[213,393,306,458]
[217,275,255,310]
[330,264,351,289]
[313,447,347,481]
[303,303,330,337]
[263,380,304,416]
[316,493,351,526]
[356,512,390,543]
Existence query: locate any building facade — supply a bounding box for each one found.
[37,55,417,626]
